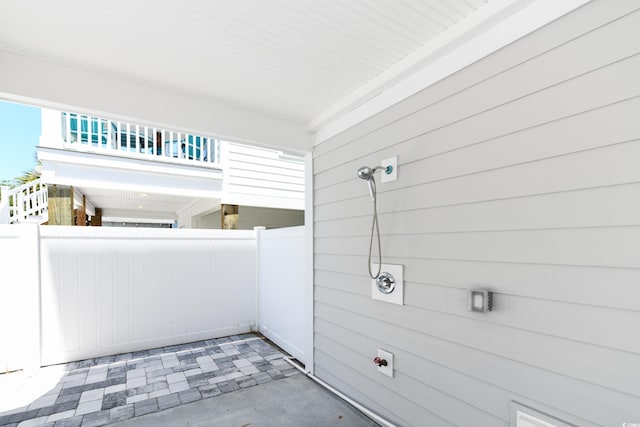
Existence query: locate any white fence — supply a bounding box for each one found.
[0,224,307,370]
[257,226,307,363]
[0,225,40,372]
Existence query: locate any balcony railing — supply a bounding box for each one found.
[0,179,48,224]
[61,112,220,167]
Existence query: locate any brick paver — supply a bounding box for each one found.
[0,334,298,427]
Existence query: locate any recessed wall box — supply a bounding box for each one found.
[468,289,492,313]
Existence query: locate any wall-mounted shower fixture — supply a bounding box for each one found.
[372,263,403,305]
[376,272,396,294]
[380,156,397,183]
[357,165,392,202]
[357,158,396,279]
[375,349,394,377]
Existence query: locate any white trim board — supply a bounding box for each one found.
[310,0,591,145]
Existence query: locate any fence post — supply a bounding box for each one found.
[254,226,266,334]
[24,223,42,371]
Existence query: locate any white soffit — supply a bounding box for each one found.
[0,0,590,148]
[0,0,484,123]
[311,0,592,144]
[0,1,492,131]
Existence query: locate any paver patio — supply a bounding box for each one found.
[0,334,301,427]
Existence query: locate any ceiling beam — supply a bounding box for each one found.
[0,51,312,153]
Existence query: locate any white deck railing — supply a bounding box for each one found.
[0,179,48,224]
[60,112,220,167]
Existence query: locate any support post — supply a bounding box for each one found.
[76,195,86,226]
[221,204,239,229]
[47,185,74,225]
[91,208,102,226]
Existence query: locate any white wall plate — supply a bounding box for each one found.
[376,348,394,377]
[371,263,403,305]
[380,156,397,183]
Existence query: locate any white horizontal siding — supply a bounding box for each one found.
[313,1,640,159]
[222,142,305,210]
[314,351,454,427]
[312,1,640,426]
[315,96,640,203]
[316,253,640,311]
[315,269,640,355]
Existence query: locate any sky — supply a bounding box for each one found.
[0,100,41,184]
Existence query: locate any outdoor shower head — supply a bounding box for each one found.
[358,166,381,201]
[357,166,376,181]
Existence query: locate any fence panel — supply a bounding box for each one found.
[257,226,308,365]
[0,224,40,372]
[39,227,257,365]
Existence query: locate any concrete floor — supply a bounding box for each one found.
[110,374,379,427]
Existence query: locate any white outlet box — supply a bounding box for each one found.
[380,156,397,183]
[371,263,403,305]
[377,349,394,377]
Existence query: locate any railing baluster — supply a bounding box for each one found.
[170,131,174,159]
[152,128,157,157]
[85,116,93,147]
[126,123,131,152]
[162,130,167,157]
[65,112,71,144]
[106,119,112,151]
[117,121,122,151]
[100,118,105,150]
[70,113,75,144]
[144,126,149,156]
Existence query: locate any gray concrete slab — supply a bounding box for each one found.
[110,374,379,427]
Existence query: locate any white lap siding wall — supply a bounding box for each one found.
[312,1,640,426]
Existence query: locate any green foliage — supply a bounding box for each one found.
[14,167,40,186]
[0,155,41,203]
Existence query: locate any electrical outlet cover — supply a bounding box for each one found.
[371,263,403,305]
[377,349,394,377]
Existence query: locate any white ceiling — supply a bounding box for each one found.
[0,0,489,125]
[75,187,206,220]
